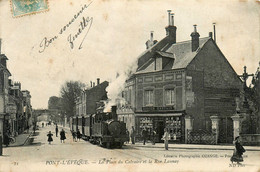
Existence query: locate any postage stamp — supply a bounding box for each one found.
[10,0,49,17]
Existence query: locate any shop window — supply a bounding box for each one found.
[144,90,154,106]
[165,89,175,105]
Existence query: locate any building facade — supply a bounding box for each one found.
[76,79,108,116]
[118,13,243,144]
[0,39,33,144]
[74,79,108,132]
[0,51,11,138]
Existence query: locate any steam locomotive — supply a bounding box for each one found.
[70,106,128,148]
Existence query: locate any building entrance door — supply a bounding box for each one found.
[157,121,164,143]
[219,117,233,143]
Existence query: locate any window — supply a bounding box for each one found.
[144,90,154,106]
[165,89,175,105]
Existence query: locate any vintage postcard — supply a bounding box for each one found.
[0,0,259,171]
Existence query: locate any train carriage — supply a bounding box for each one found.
[82,114,92,140]
[73,106,128,148]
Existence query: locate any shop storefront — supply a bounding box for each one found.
[135,113,185,143]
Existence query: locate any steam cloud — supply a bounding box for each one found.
[104,62,137,112]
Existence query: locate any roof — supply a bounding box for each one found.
[136,36,211,74]
[0,54,8,60]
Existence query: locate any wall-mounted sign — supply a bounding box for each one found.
[142,106,175,112]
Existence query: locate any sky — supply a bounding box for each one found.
[0,0,259,109]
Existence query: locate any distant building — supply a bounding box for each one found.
[0,40,12,137]
[0,39,33,139]
[74,79,108,132]
[76,79,108,116]
[22,90,32,129]
[119,12,243,144]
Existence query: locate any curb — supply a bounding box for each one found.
[5,132,32,148]
[22,132,33,146]
[129,144,260,151]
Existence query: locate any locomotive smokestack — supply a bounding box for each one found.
[111,106,117,120]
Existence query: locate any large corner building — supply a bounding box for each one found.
[118,12,242,144]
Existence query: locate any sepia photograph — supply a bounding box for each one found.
[0,0,259,171]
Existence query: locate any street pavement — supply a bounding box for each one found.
[0,124,259,172]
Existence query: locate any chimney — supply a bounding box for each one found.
[213,23,216,42]
[150,31,154,42]
[111,105,117,120]
[90,81,92,87]
[171,13,174,26]
[190,25,200,52]
[145,31,155,49]
[93,82,95,87]
[209,32,213,39]
[97,78,100,85]
[165,11,177,44]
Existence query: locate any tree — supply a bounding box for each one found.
[48,96,62,110]
[60,81,86,118]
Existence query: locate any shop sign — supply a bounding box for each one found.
[6,104,17,114]
[142,106,175,112]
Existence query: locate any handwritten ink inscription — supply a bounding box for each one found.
[39,1,93,53]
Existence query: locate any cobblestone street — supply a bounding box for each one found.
[0,124,259,172]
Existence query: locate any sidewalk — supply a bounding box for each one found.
[127,142,260,151]
[5,129,33,147]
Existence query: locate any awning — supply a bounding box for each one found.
[135,113,183,117]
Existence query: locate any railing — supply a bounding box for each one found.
[187,129,216,145]
[240,134,260,146]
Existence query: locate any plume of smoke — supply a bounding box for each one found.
[104,61,137,112]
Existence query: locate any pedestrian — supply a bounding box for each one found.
[230,136,246,164]
[60,129,66,143]
[47,131,53,145]
[126,129,130,144]
[72,130,77,142]
[131,126,136,144]
[42,123,44,128]
[3,132,10,147]
[33,125,36,135]
[152,128,157,145]
[55,125,58,137]
[142,128,148,145]
[26,125,29,133]
[76,129,81,141]
[162,128,170,150]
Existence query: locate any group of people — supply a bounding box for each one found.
[47,125,82,144]
[47,124,66,144]
[129,126,170,150]
[71,129,82,142]
[130,126,246,164]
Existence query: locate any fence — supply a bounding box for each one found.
[187,129,216,145]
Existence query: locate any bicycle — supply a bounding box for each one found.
[9,136,16,144]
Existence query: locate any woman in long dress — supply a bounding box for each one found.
[47,131,53,145]
[230,136,246,164]
[60,129,66,143]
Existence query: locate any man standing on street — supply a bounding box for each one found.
[76,129,81,142]
[162,128,170,150]
[131,126,135,144]
[55,124,58,137]
[142,128,148,145]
